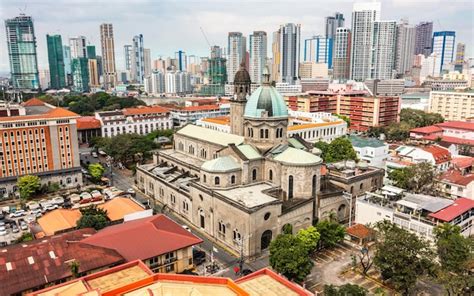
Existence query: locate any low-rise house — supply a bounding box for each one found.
[386,145,451,172]
[81,215,203,273]
[436,157,474,199]
[349,135,389,168]
[410,121,474,153]
[0,229,125,295]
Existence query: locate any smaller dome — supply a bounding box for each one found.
[234,63,251,85]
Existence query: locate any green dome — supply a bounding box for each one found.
[244,85,288,118]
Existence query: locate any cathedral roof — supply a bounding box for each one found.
[244,85,288,118]
[176,124,244,147]
[234,63,251,85]
[201,156,241,173]
[272,147,322,166]
[237,145,261,160]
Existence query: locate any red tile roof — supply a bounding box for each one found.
[123,106,169,116]
[436,121,474,131]
[410,125,443,134]
[346,224,373,239]
[421,145,451,164]
[81,215,203,261]
[440,170,474,186]
[0,229,124,295]
[22,97,46,107]
[429,198,474,222]
[451,157,474,170]
[422,135,474,146]
[0,106,79,122]
[77,116,102,130]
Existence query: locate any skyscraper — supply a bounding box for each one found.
[46,34,66,89]
[279,23,301,84]
[124,45,132,71]
[395,20,416,76]
[88,59,100,88]
[249,31,267,84]
[371,21,397,80]
[144,48,151,78]
[325,12,345,39]
[414,22,433,56]
[63,46,72,86]
[100,23,117,89]
[271,30,281,82]
[350,1,381,81]
[131,34,145,83]
[69,36,87,58]
[304,35,333,68]
[86,45,96,59]
[333,28,351,81]
[71,57,89,92]
[175,50,187,72]
[227,32,246,83]
[454,43,465,72]
[432,31,456,76]
[5,14,40,90]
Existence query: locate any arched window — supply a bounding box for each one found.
[252,169,257,181]
[260,129,264,138]
[265,129,269,138]
[312,175,317,197]
[231,175,236,184]
[203,175,207,183]
[215,176,220,185]
[269,169,273,181]
[199,209,205,228]
[233,229,241,241]
[288,175,294,199]
[359,183,363,190]
[218,221,226,234]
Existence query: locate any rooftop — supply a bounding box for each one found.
[346,224,373,239]
[123,106,169,116]
[77,116,102,130]
[201,115,231,125]
[349,135,386,148]
[37,208,82,236]
[22,98,46,107]
[423,135,474,146]
[81,215,203,261]
[428,198,474,222]
[176,124,244,147]
[439,169,474,186]
[271,146,322,166]
[421,145,451,164]
[215,183,278,209]
[288,120,344,131]
[173,104,222,112]
[435,121,474,131]
[410,125,443,134]
[99,197,145,221]
[0,105,79,122]
[201,155,241,173]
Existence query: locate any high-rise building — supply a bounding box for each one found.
[5,14,40,90]
[279,23,301,84]
[299,62,328,78]
[395,20,416,76]
[333,28,351,81]
[88,59,100,88]
[175,50,187,72]
[165,71,192,95]
[249,31,267,84]
[144,48,151,78]
[124,45,132,71]
[350,1,381,81]
[38,69,50,90]
[69,36,87,58]
[429,90,474,121]
[131,34,145,84]
[414,22,433,56]
[227,32,246,83]
[325,12,345,39]
[148,70,165,94]
[304,35,333,68]
[63,46,72,86]
[432,31,456,76]
[271,30,281,82]
[454,43,465,72]
[86,45,96,59]
[46,34,66,89]
[71,57,89,92]
[371,21,397,80]
[100,23,117,89]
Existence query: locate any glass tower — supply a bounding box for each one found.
[71,58,90,92]
[5,14,40,90]
[46,34,66,89]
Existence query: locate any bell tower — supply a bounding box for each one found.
[230,62,251,136]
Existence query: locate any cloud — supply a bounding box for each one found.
[0,0,472,72]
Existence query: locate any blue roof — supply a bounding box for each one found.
[244,85,288,118]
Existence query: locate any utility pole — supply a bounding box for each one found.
[108,157,114,186]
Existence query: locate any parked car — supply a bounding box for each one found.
[27,201,40,211]
[69,194,81,203]
[25,216,35,223]
[11,225,20,233]
[81,168,89,174]
[19,221,28,231]
[10,210,26,218]
[90,190,102,198]
[51,196,65,205]
[80,192,93,200]
[193,249,206,266]
[30,209,42,216]
[98,150,107,156]
[127,188,136,196]
[44,204,59,211]
[92,152,98,158]
[0,229,7,236]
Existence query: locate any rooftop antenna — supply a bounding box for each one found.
[18,3,27,14]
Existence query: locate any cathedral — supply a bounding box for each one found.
[136,65,324,257]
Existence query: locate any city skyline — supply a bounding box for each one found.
[0,0,472,73]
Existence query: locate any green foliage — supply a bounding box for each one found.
[314,137,357,163]
[387,162,437,194]
[88,163,105,183]
[62,93,145,115]
[315,219,345,249]
[269,234,313,283]
[282,223,293,235]
[16,232,34,243]
[17,175,41,200]
[335,114,351,128]
[433,223,472,273]
[324,284,367,296]
[296,226,320,253]
[373,221,434,294]
[94,133,157,164]
[145,129,174,142]
[69,260,81,278]
[76,206,110,230]
[38,95,59,106]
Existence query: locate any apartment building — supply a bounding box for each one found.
[429,89,474,121]
[0,98,82,197]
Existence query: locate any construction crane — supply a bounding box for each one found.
[200,26,211,48]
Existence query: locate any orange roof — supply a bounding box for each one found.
[440,170,474,186]
[77,116,102,130]
[201,116,231,125]
[451,157,474,169]
[422,145,451,164]
[0,106,79,122]
[288,120,344,131]
[123,106,169,116]
[22,98,46,107]
[436,121,474,131]
[37,209,81,236]
[98,197,145,221]
[346,224,373,239]
[410,125,443,134]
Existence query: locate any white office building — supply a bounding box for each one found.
[395,20,416,76]
[165,71,192,95]
[144,70,165,95]
[227,32,246,84]
[371,21,397,80]
[69,36,87,58]
[131,34,145,84]
[279,23,301,84]
[249,31,267,84]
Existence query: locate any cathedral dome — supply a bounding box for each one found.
[244,68,288,118]
[234,63,251,85]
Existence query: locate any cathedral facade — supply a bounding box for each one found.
[136,65,324,257]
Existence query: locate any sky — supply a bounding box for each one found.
[0,0,473,73]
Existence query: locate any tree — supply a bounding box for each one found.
[16,232,34,243]
[315,219,345,249]
[296,226,320,253]
[269,234,313,283]
[88,163,105,183]
[314,137,357,163]
[76,206,110,230]
[373,221,434,294]
[388,162,437,194]
[434,223,472,273]
[94,133,157,165]
[69,260,80,278]
[282,223,293,235]
[335,114,351,128]
[400,108,444,128]
[324,284,367,296]
[17,175,41,200]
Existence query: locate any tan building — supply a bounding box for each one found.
[100,23,117,90]
[299,61,328,78]
[137,67,324,257]
[429,89,474,121]
[88,58,100,88]
[0,98,82,198]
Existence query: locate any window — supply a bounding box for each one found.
[231,175,236,184]
[214,176,220,185]
[171,194,176,204]
[264,212,271,220]
[203,174,207,183]
[260,129,264,138]
[182,201,189,212]
[218,221,226,234]
[269,169,273,181]
[265,129,269,138]
[288,175,294,199]
[233,229,241,242]
[252,169,257,181]
[312,175,317,197]
[359,183,363,190]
